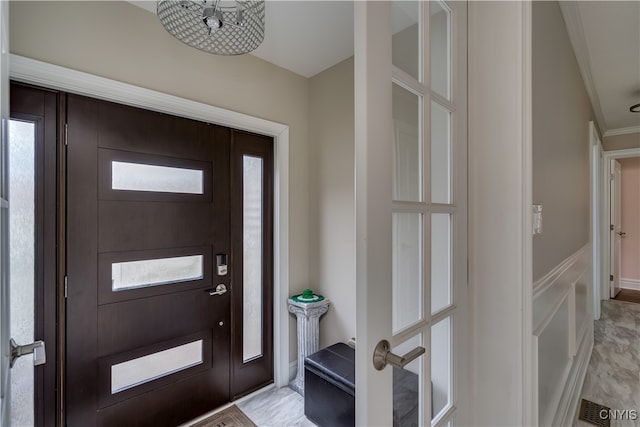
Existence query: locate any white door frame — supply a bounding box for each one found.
[589,122,603,319]
[0,1,11,425]
[601,147,640,301]
[8,54,291,388]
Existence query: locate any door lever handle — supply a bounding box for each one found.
[373,339,425,371]
[209,284,228,296]
[10,338,46,368]
[617,231,627,237]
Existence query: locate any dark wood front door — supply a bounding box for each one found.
[66,94,273,426]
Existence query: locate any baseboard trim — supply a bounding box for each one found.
[620,278,640,291]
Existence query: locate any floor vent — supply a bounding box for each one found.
[578,399,611,427]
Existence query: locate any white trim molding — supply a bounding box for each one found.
[559,2,607,134]
[9,54,291,388]
[603,126,640,138]
[533,244,592,427]
[620,278,640,291]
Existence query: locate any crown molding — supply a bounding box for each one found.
[559,2,608,134]
[603,126,640,138]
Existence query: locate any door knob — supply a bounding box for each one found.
[373,339,425,371]
[617,231,627,237]
[209,284,228,296]
[10,338,46,368]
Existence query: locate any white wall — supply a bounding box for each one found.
[10,0,310,361]
[468,2,532,424]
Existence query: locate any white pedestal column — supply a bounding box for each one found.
[287,298,330,395]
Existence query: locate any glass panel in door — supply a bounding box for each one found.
[8,119,35,427]
[430,0,451,100]
[242,155,263,362]
[392,1,421,81]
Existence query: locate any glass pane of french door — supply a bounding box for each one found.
[8,119,36,427]
[390,0,461,425]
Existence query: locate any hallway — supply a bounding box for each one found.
[576,299,640,426]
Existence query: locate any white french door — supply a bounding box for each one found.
[355,1,467,425]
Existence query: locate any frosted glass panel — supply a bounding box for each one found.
[431,316,451,420]
[431,101,451,204]
[111,340,203,394]
[112,161,203,194]
[393,334,422,426]
[430,0,451,99]
[243,156,263,362]
[393,84,422,202]
[9,120,35,427]
[392,1,420,80]
[393,213,423,333]
[431,214,452,314]
[112,255,203,291]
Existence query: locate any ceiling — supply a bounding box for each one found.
[131,1,639,135]
[129,1,355,78]
[562,1,640,135]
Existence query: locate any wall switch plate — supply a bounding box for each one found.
[532,205,543,235]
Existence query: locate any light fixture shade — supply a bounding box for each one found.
[157,1,265,56]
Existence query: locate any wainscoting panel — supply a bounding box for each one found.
[533,245,592,426]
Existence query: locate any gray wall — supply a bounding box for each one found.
[532,1,594,280]
[308,57,356,348]
[603,132,640,151]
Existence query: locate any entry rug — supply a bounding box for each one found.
[190,405,258,427]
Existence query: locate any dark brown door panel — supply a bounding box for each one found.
[97,370,229,427]
[97,290,229,357]
[67,93,272,425]
[96,100,212,161]
[98,201,214,252]
[9,83,58,427]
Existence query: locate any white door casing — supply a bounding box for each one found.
[1,1,11,424]
[589,121,603,319]
[354,2,393,424]
[601,148,640,302]
[610,159,622,298]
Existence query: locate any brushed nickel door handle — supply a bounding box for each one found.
[10,338,46,368]
[373,339,425,371]
[209,284,228,296]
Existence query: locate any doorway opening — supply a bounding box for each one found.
[599,148,640,309]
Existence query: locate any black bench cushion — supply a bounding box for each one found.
[304,342,355,392]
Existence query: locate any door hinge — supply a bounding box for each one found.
[64,276,68,298]
[610,274,614,282]
[64,123,68,146]
[610,224,614,231]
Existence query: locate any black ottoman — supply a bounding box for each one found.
[304,343,355,427]
[304,343,420,427]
